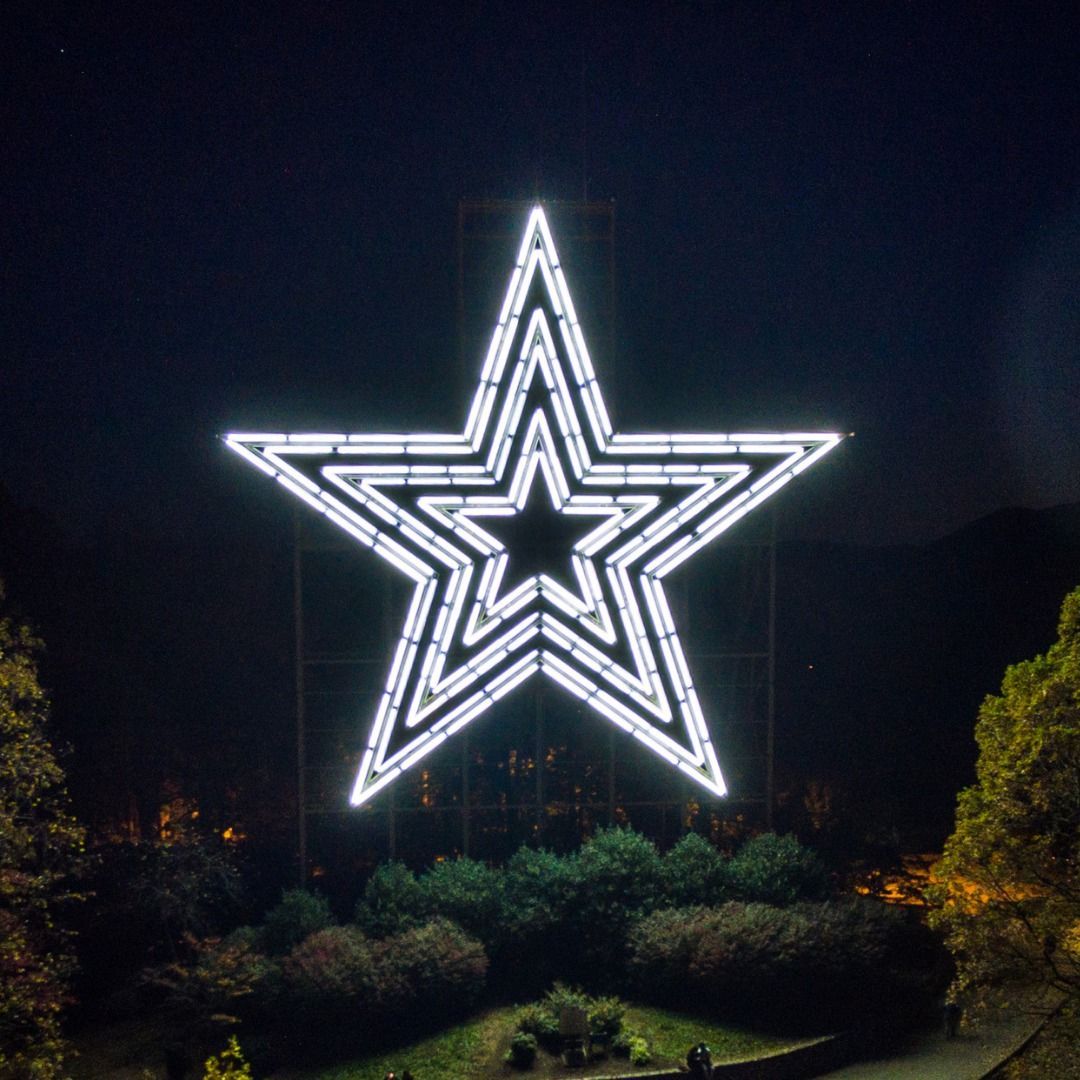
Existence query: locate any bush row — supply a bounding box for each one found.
[628,898,946,1030]
[352,829,827,987]
[154,917,487,1060]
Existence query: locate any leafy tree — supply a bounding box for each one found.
[90,828,244,969]
[929,585,1080,1000]
[0,587,87,1078]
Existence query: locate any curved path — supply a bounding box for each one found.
[815,991,1063,1080]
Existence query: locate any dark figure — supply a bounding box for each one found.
[687,1041,714,1079]
[944,1001,961,1038]
[402,1073,414,1080]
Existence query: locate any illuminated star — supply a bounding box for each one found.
[226,207,842,805]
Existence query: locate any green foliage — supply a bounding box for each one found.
[353,860,426,938]
[492,846,571,989]
[202,1034,253,1080]
[512,985,624,1055]
[539,981,590,1019]
[512,1002,558,1043]
[929,585,1080,1001]
[418,857,503,943]
[661,833,730,907]
[501,847,567,933]
[262,889,333,956]
[347,830,830,994]
[587,994,625,1037]
[727,833,828,905]
[629,898,941,1029]
[563,827,662,980]
[572,827,663,920]
[0,591,87,1079]
[628,1034,651,1066]
[505,1030,538,1068]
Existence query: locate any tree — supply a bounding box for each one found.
[85,825,244,982]
[929,585,1080,1000]
[0,586,87,1078]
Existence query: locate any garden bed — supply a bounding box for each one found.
[68,1005,818,1079]
[277,1004,818,1080]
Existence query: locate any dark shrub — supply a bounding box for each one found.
[282,925,375,1019]
[661,833,731,907]
[506,1031,538,1068]
[262,889,334,956]
[373,917,488,1024]
[629,898,941,1030]
[353,861,426,938]
[611,1028,633,1057]
[587,995,625,1037]
[83,834,244,992]
[728,833,828,905]
[626,906,712,997]
[279,919,486,1053]
[513,1002,559,1045]
[417,858,503,944]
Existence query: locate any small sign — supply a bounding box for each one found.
[559,1005,589,1038]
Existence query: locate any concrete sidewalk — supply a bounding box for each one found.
[815,991,1062,1080]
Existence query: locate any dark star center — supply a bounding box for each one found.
[475,493,601,597]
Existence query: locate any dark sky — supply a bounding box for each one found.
[4,3,1079,548]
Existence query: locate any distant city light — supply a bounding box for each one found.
[226,207,842,805]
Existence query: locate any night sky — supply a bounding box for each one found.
[4,4,1079,551]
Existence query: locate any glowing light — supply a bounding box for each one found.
[225,207,843,807]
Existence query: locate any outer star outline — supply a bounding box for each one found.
[226,206,843,806]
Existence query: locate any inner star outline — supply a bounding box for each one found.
[226,206,843,806]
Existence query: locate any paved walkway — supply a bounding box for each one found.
[815,991,1062,1080]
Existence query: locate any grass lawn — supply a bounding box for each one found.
[281,1003,821,1080]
